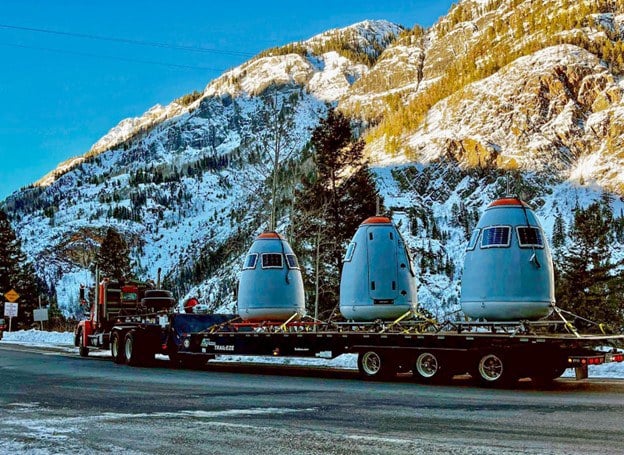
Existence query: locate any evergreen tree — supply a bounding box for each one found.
[555,201,624,330]
[292,109,380,318]
[0,209,47,327]
[95,227,132,281]
[551,211,566,250]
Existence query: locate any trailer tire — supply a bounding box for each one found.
[413,352,451,384]
[475,352,517,387]
[111,331,125,364]
[124,330,143,366]
[358,351,395,380]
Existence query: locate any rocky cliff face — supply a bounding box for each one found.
[351,1,624,194]
[4,1,624,317]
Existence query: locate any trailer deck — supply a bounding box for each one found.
[173,316,624,385]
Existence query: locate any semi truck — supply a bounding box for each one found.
[74,272,177,361]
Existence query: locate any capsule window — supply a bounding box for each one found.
[480,226,511,248]
[344,242,356,262]
[516,227,544,248]
[467,229,480,251]
[243,253,258,270]
[285,254,300,269]
[262,253,283,269]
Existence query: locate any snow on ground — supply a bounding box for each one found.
[3,329,624,378]
[2,329,74,345]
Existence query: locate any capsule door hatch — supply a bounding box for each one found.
[366,225,399,301]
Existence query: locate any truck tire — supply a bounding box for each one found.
[124,330,142,366]
[413,352,451,384]
[474,352,516,387]
[357,350,396,380]
[111,331,126,364]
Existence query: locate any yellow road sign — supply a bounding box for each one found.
[4,289,19,302]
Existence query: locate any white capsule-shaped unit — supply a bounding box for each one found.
[340,216,418,321]
[460,198,555,321]
[237,232,306,322]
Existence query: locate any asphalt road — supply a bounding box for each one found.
[2,344,624,454]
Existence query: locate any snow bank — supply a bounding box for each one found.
[217,354,357,370]
[2,329,74,345]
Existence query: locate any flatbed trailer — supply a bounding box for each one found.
[163,317,624,387]
[79,304,624,387]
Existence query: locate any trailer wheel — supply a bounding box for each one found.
[413,352,450,384]
[358,351,395,380]
[124,330,142,366]
[475,352,516,387]
[111,331,125,364]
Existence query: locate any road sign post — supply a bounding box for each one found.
[34,308,49,330]
[4,302,18,332]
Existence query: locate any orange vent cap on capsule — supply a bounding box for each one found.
[361,216,392,225]
[488,198,531,208]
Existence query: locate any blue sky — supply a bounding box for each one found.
[0,0,454,200]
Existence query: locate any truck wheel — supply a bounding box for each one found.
[124,331,142,366]
[358,351,395,380]
[111,331,126,364]
[475,352,516,387]
[413,352,450,384]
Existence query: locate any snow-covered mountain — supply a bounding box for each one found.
[3,1,624,318]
